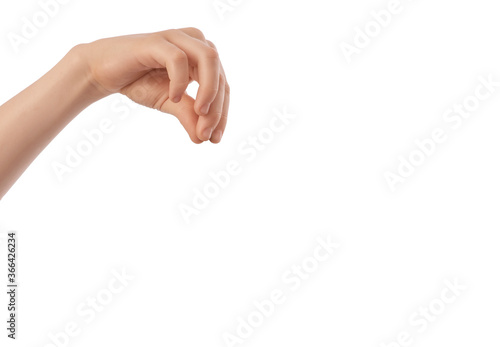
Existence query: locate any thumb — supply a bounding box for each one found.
[161,93,202,144]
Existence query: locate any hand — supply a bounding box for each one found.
[82,28,230,144]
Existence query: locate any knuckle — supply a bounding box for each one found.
[203,87,219,97]
[225,83,231,94]
[186,27,205,38]
[206,40,217,49]
[166,28,179,36]
[145,35,163,46]
[171,49,188,63]
[211,111,223,119]
[204,47,219,60]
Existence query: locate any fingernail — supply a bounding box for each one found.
[211,130,223,143]
[172,95,181,103]
[202,128,213,141]
[200,103,210,115]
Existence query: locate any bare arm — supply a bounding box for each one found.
[0,28,230,199]
[0,47,103,198]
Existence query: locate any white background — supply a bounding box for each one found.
[1,0,500,346]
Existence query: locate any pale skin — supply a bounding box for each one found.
[0,28,230,199]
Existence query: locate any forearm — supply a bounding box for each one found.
[0,29,230,199]
[0,45,106,198]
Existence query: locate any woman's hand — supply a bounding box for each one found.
[0,28,230,199]
[82,28,230,144]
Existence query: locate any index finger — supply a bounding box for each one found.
[161,29,220,116]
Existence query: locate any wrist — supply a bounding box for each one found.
[68,44,112,101]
